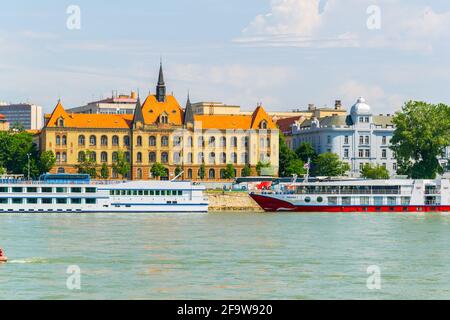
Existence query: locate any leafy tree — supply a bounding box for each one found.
[391,101,450,179]
[112,151,130,179]
[0,167,5,175]
[199,163,206,180]
[9,122,25,132]
[295,142,316,163]
[174,165,182,177]
[312,152,350,177]
[100,163,109,179]
[360,163,390,180]
[75,150,98,178]
[38,151,56,174]
[284,158,306,176]
[150,162,167,180]
[222,163,236,179]
[278,132,297,177]
[256,161,271,176]
[241,164,252,177]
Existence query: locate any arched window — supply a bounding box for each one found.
[208,169,215,179]
[231,136,237,147]
[161,136,169,147]
[112,135,119,146]
[220,169,227,179]
[123,136,130,147]
[112,168,118,179]
[187,152,193,164]
[208,136,216,147]
[62,152,67,162]
[56,152,61,162]
[137,168,143,179]
[267,138,271,148]
[101,152,108,163]
[124,152,130,162]
[187,169,193,179]
[149,136,156,146]
[57,167,65,174]
[58,118,64,127]
[78,151,85,162]
[173,152,181,164]
[78,135,85,146]
[101,135,108,146]
[260,137,265,148]
[89,151,96,162]
[161,152,168,163]
[209,152,215,164]
[112,152,118,162]
[159,114,168,124]
[89,135,97,146]
[149,152,156,162]
[198,136,204,148]
[231,152,237,164]
[136,136,142,146]
[62,135,67,146]
[260,120,268,129]
[220,152,226,164]
[242,136,249,148]
[220,137,226,147]
[197,152,204,163]
[173,136,181,146]
[187,136,193,147]
[241,152,249,164]
[56,135,61,145]
[137,152,142,163]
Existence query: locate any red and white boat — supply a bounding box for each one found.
[250,179,450,213]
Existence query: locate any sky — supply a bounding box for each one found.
[0,0,449,114]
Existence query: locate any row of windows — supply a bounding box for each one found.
[0,187,96,193]
[358,162,397,171]
[298,196,410,205]
[0,198,97,204]
[110,189,183,196]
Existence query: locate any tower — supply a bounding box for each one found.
[156,61,166,102]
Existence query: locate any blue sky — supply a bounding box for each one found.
[1,0,449,114]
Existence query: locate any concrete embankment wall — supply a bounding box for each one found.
[206,191,263,212]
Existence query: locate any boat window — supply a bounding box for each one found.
[387,197,397,205]
[304,197,311,203]
[0,187,8,193]
[317,197,323,203]
[0,198,8,204]
[42,187,53,193]
[27,187,37,193]
[138,190,143,196]
[71,187,82,193]
[12,187,23,193]
[328,197,337,205]
[121,190,126,196]
[144,190,149,196]
[71,198,82,204]
[374,197,383,206]
[42,198,53,204]
[401,197,410,205]
[110,190,114,195]
[155,190,160,196]
[178,190,183,196]
[342,197,351,205]
[86,188,96,193]
[127,190,132,196]
[150,190,155,196]
[56,198,68,204]
[114,190,120,196]
[85,198,97,204]
[27,198,38,204]
[360,197,370,205]
[133,190,138,196]
[12,198,23,204]
[56,187,67,193]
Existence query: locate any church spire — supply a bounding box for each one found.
[133,95,144,126]
[156,61,166,102]
[184,91,195,126]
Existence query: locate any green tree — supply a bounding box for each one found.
[295,142,316,163]
[241,164,252,177]
[278,132,297,177]
[312,152,350,177]
[150,162,167,180]
[222,163,236,179]
[199,163,206,180]
[256,161,271,176]
[112,151,130,179]
[38,151,56,174]
[100,163,109,179]
[9,122,25,132]
[391,101,450,179]
[284,158,306,176]
[174,165,182,177]
[360,163,390,180]
[75,150,98,178]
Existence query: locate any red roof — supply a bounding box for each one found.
[0,113,5,120]
[276,116,304,135]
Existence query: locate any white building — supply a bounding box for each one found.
[291,97,397,177]
[67,91,138,115]
[0,103,43,130]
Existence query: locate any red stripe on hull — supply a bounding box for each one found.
[249,193,450,213]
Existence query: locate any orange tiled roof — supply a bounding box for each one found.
[141,95,184,125]
[276,116,304,134]
[45,101,133,129]
[0,113,5,120]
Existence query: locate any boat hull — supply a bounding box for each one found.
[250,193,450,213]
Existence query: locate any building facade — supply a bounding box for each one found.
[66,91,138,115]
[40,64,279,180]
[291,97,397,177]
[0,103,43,130]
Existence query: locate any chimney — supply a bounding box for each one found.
[334,100,342,110]
[130,91,137,99]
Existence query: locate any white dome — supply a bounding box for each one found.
[351,97,371,115]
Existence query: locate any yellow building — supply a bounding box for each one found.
[40,64,279,180]
[0,113,9,131]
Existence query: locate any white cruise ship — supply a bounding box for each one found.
[0,174,208,213]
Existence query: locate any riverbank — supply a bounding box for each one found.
[206,190,263,212]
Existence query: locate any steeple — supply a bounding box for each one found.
[156,61,166,102]
[133,95,144,126]
[184,91,195,125]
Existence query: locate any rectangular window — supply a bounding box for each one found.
[178,190,183,196]
[359,136,364,145]
[328,197,338,205]
[382,136,387,145]
[161,190,166,196]
[42,187,53,193]
[344,136,349,144]
[364,136,369,144]
[71,198,82,204]
[56,187,67,193]
[12,198,23,204]
[344,149,349,158]
[0,198,8,204]
[358,149,364,157]
[150,190,155,196]
[27,198,38,204]
[327,136,331,144]
[71,187,82,193]
[133,190,138,196]
[42,198,53,204]
[0,187,8,193]
[387,197,396,205]
[365,149,370,158]
[85,198,97,204]
[126,190,132,196]
[342,197,351,205]
[86,188,96,193]
[138,190,143,196]
[382,149,387,158]
[360,197,370,205]
[374,197,383,206]
[56,198,67,204]
[27,187,37,193]
[120,190,126,196]
[401,197,410,205]
[155,190,160,196]
[393,163,398,171]
[12,187,23,193]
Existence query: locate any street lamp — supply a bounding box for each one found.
[27,153,31,180]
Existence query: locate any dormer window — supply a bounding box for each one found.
[260,120,268,129]
[57,118,64,127]
[159,113,168,124]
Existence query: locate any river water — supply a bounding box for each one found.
[1,212,450,299]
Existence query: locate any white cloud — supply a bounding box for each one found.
[235,0,450,52]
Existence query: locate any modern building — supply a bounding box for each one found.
[0,103,43,130]
[39,63,279,180]
[0,113,9,131]
[291,97,397,177]
[66,91,138,115]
